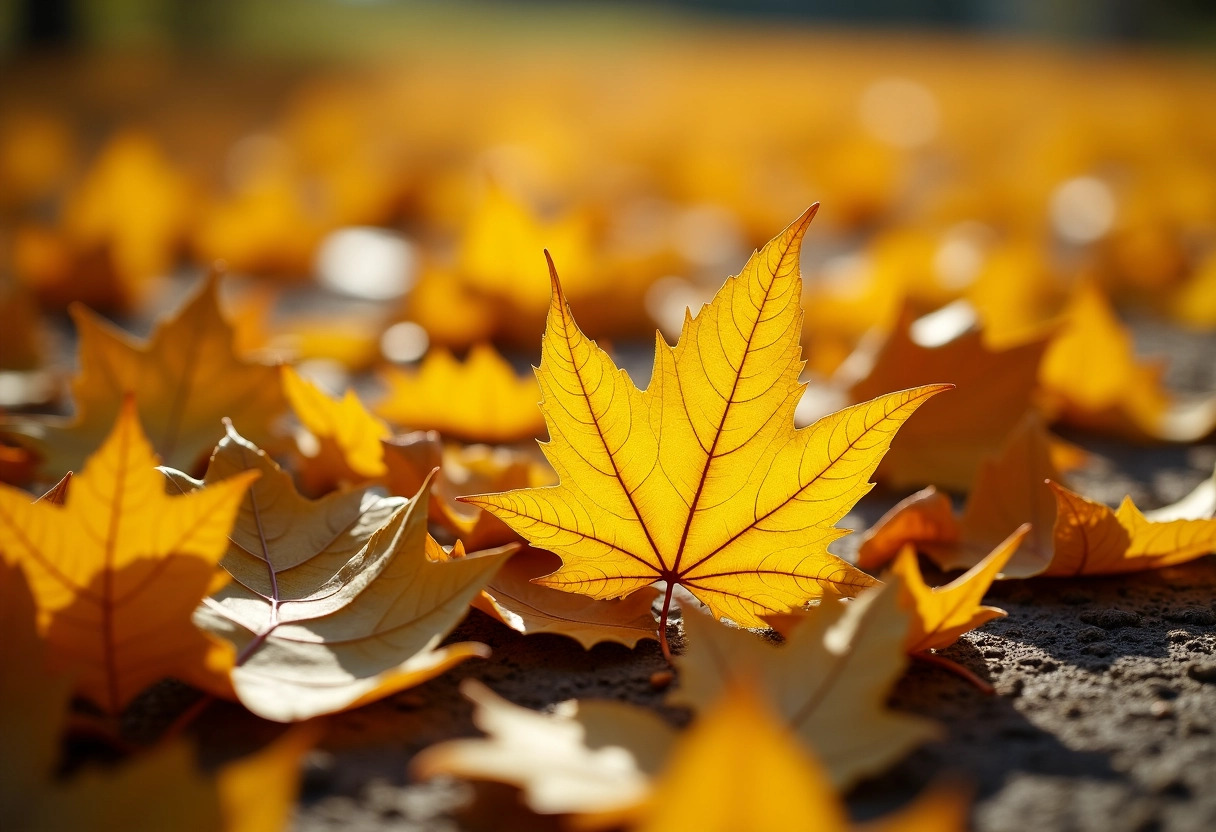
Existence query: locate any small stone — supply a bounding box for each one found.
[1150,700,1174,719]
[1166,607,1216,626]
[1186,662,1216,683]
[1018,656,1043,669]
[649,670,675,691]
[1080,609,1142,629]
[1040,660,1059,672]
[1077,626,1106,643]
[983,647,1006,659]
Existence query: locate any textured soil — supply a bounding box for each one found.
[161,322,1216,832]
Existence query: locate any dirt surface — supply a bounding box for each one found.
[163,324,1216,832]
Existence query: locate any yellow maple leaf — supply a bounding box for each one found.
[4,272,288,480]
[0,398,257,715]
[466,208,948,655]
[890,525,1026,654]
[637,681,966,832]
[376,343,545,443]
[282,365,390,493]
[848,304,1048,491]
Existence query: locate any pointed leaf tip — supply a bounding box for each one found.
[544,249,565,304]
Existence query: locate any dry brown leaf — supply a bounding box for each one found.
[671,584,936,788]
[167,421,510,721]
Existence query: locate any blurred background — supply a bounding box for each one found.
[3,0,1216,407]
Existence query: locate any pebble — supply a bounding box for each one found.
[1077,626,1107,643]
[1080,609,1142,629]
[1150,700,1175,719]
[1166,607,1216,626]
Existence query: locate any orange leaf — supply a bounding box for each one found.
[848,304,1048,491]
[3,272,288,480]
[0,398,257,714]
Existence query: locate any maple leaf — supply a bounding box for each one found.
[858,413,1216,578]
[0,398,257,714]
[1040,281,1216,442]
[376,343,545,443]
[382,430,552,552]
[412,678,676,818]
[433,545,660,649]
[466,207,949,655]
[670,585,937,788]
[847,303,1048,491]
[167,422,511,722]
[890,525,1025,653]
[0,561,222,831]
[3,272,288,480]
[282,365,390,494]
[636,681,966,832]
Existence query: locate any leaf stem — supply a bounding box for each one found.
[913,650,995,695]
[658,582,675,662]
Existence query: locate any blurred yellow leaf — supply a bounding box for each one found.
[849,305,1048,491]
[282,365,390,493]
[468,210,945,654]
[0,399,256,715]
[636,682,965,832]
[377,343,544,443]
[217,723,321,832]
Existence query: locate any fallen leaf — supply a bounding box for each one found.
[635,681,965,832]
[460,547,660,649]
[1045,480,1216,576]
[4,272,288,480]
[217,723,321,832]
[1040,281,1216,442]
[376,343,545,443]
[858,413,1216,578]
[670,584,936,788]
[859,412,1064,577]
[412,678,676,817]
[847,304,1048,491]
[889,525,1026,653]
[0,561,224,832]
[282,365,390,494]
[382,430,551,551]
[0,398,256,714]
[467,208,947,654]
[168,421,510,722]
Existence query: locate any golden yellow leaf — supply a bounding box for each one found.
[382,431,552,551]
[376,343,545,443]
[467,209,946,653]
[0,399,256,714]
[848,305,1048,491]
[282,365,390,493]
[1045,480,1216,576]
[1038,281,1211,441]
[413,678,676,818]
[168,422,510,722]
[671,585,936,788]
[890,525,1026,654]
[4,272,288,480]
[217,723,321,832]
[635,682,966,832]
